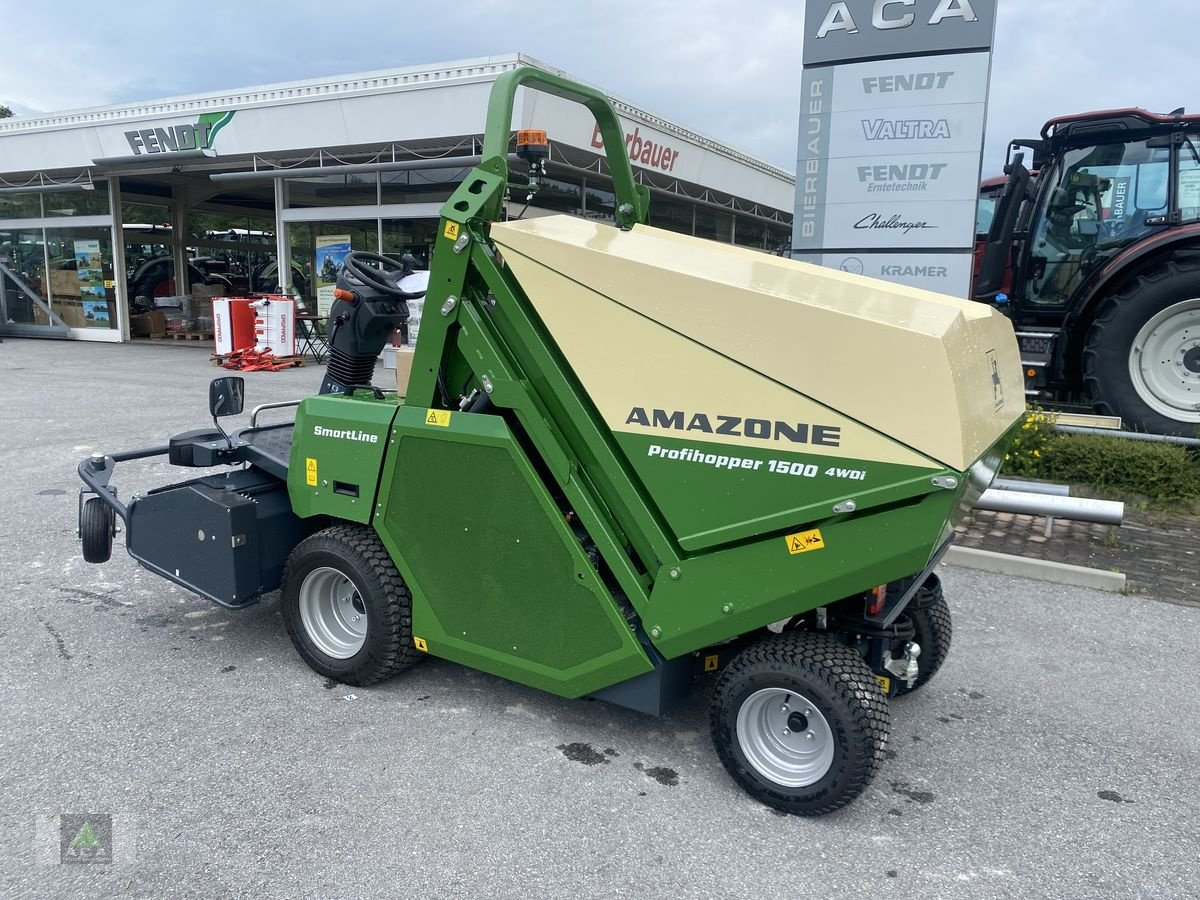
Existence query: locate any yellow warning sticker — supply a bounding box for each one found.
[414,636,428,652]
[305,457,318,486]
[785,528,825,555]
[704,654,719,672]
[443,221,460,241]
[425,408,452,427]
[104,279,115,289]
[875,674,892,695]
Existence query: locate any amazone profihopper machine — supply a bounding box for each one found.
[78,69,1023,815]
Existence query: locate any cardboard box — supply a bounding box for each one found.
[131,311,167,336]
[394,347,416,397]
[50,268,81,298]
[55,300,88,328]
[192,284,223,303]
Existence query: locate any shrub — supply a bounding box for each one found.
[1036,434,1200,502]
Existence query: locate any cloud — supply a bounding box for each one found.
[0,0,1191,183]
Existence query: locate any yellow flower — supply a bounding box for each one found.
[1033,450,1040,457]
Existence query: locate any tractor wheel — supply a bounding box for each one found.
[1083,257,1200,434]
[894,575,952,696]
[281,524,421,686]
[710,631,889,816]
[80,497,115,564]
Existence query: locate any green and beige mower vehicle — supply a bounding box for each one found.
[78,68,1023,815]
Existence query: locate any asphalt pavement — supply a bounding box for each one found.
[2,339,1198,899]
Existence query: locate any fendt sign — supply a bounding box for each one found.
[793,0,997,296]
[123,111,235,156]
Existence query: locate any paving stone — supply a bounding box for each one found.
[956,506,1200,606]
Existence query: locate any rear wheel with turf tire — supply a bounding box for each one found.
[281,524,421,686]
[80,496,114,564]
[1083,257,1200,434]
[894,574,952,696]
[710,631,890,816]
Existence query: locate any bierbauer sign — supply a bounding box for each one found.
[793,0,997,296]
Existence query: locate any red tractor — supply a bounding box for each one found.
[976,108,1200,434]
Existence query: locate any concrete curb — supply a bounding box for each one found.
[943,545,1127,593]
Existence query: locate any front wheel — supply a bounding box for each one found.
[1083,259,1200,433]
[281,524,421,686]
[710,632,889,816]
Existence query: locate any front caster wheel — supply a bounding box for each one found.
[710,632,889,816]
[80,496,115,564]
[281,524,421,686]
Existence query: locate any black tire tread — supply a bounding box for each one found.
[80,497,114,564]
[895,576,952,696]
[281,523,420,686]
[710,631,889,816]
[1081,253,1200,431]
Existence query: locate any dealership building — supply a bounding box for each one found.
[0,53,795,342]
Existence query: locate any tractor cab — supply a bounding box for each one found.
[975,108,1200,432]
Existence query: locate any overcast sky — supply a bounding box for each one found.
[0,0,1192,179]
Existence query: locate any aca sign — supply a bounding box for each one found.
[793,0,996,296]
[813,0,981,39]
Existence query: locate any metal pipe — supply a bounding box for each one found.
[0,181,96,195]
[1055,424,1200,448]
[975,489,1123,525]
[249,399,302,427]
[208,154,511,183]
[992,478,1070,497]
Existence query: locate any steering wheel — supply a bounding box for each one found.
[341,251,423,299]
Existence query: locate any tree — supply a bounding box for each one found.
[0,105,13,118]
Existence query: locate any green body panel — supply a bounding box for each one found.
[480,68,649,228]
[645,487,960,659]
[412,235,676,624]
[287,393,400,523]
[614,432,949,551]
[371,406,654,698]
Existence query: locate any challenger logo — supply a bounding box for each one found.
[313,425,379,444]
[625,407,842,447]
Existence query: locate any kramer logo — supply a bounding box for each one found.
[862,118,952,141]
[313,425,379,444]
[881,264,948,277]
[625,407,842,447]
[124,111,235,156]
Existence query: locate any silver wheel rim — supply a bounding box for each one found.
[298,566,367,659]
[1128,298,1200,423]
[736,688,835,787]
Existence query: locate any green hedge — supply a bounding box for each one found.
[1005,432,1200,503]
